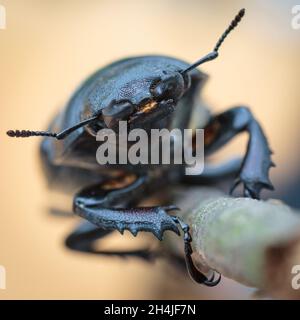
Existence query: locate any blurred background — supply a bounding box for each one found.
[0,0,299,299]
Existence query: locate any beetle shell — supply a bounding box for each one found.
[78,56,193,118]
[42,55,207,168]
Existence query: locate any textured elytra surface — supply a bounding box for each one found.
[65,56,194,120]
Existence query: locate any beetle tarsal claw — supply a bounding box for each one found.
[230,176,274,200]
[171,215,222,287]
[204,272,222,287]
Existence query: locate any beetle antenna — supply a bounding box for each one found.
[182,8,245,74]
[6,115,98,140]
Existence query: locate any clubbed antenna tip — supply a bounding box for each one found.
[6,115,99,140]
[214,8,245,53]
[182,8,246,74]
[6,129,57,138]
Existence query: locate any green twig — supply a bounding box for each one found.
[170,187,300,299]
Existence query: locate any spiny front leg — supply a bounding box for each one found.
[75,199,221,287]
[73,176,221,286]
[74,200,180,240]
[204,106,275,199]
[229,119,274,198]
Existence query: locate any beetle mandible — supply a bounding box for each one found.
[7,9,274,287]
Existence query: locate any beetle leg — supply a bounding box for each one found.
[170,216,221,287]
[73,191,221,286]
[71,172,179,238]
[65,221,156,262]
[66,172,157,259]
[66,220,113,252]
[183,157,243,184]
[74,196,180,240]
[191,106,274,199]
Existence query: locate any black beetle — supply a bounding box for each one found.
[7,9,274,287]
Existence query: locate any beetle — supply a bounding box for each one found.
[7,9,274,287]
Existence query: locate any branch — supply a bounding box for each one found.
[170,187,300,299]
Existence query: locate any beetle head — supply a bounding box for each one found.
[7,9,245,139]
[81,8,246,133]
[105,7,246,131]
[95,70,191,131]
[124,71,191,129]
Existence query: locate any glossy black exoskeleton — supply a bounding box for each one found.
[7,9,274,287]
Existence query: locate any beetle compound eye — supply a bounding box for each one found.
[102,100,135,128]
[150,79,176,100]
[150,74,185,102]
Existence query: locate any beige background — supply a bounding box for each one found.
[0,0,299,299]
